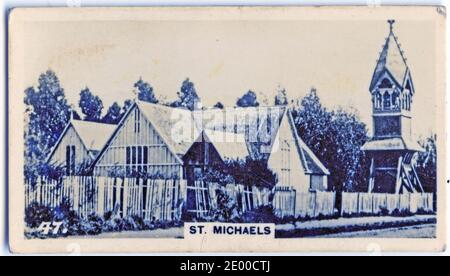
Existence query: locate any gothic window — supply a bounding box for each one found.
[406,93,411,111]
[402,93,406,109]
[380,78,393,89]
[383,91,391,109]
[376,92,382,109]
[391,91,400,108]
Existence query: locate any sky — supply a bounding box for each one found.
[19,17,438,139]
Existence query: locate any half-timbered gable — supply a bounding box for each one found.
[46,120,116,175]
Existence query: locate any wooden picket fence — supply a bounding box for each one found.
[25,176,272,222]
[272,187,336,218]
[186,181,271,217]
[25,176,185,221]
[25,177,435,223]
[341,192,434,216]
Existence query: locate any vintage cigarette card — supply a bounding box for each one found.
[8,6,446,254]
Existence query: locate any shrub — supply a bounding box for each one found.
[239,206,277,223]
[25,202,53,228]
[210,190,240,222]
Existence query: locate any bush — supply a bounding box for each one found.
[239,206,277,223]
[25,202,53,228]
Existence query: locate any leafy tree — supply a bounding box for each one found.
[24,70,71,175]
[416,134,437,194]
[102,102,122,124]
[236,90,259,108]
[122,99,134,114]
[79,87,103,122]
[275,86,289,106]
[134,78,158,104]
[292,88,369,193]
[214,102,224,109]
[171,78,201,111]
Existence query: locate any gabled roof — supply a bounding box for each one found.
[370,27,410,91]
[286,111,330,175]
[46,120,117,162]
[71,120,117,152]
[91,102,329,177]
[198,106,286,159]
[137,101,201,157]
[203,129,249,161]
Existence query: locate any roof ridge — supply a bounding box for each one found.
[71,119,117,127]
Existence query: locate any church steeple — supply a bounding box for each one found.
[368,20,416,141]
[362,21,424,194]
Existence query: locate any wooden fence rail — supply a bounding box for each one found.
[272,188,336,219]
[25,177,436,223]
[25,177,272,222]
[186,182,271,217]
[25,176,185,221]
[341,192,434,216]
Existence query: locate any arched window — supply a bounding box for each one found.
[383,91,391,109]
[375,91,382,109]
[391,91,400,108]
[406,94,411,111]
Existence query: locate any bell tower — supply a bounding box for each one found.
[362,20,424,194]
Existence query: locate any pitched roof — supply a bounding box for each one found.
[361,137,424,152]
[198,106,286,159]
[91,102,329,177]
[370,28,410,91]
[46,119,117,163]
[71,120,117,153]
[203,129,249,161]
[287,112,330,175]
[137,101,201,157]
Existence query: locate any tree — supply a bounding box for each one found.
[79,87,103,122]
[416,134,437,194]
[292,88,369,193]
[275,86,289,106]
[24,70,71,174]
[102,102,122,124]
[236,90,259,108]
[134,78,158,104]
[171,78,201,111]
[214,102,224,109]
[122,99,134,114]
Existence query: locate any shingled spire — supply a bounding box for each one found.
[370,20,411,92]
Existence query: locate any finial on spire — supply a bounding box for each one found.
[388,19,396,33]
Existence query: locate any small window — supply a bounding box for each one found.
[66,145,76,175]
[383,91,391,109]
[134,109,141,133]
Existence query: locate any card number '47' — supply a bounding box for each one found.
[38,222,68,235]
